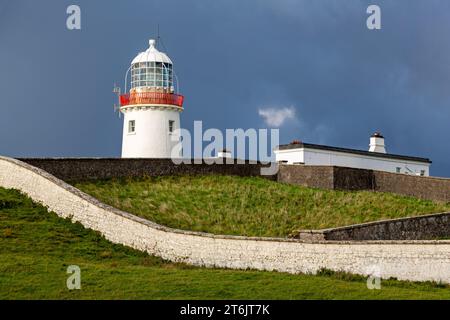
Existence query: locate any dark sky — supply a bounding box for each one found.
[1,0,450,176]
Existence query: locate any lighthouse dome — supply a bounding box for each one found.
[131,39,172,65]
[130,39,174,90]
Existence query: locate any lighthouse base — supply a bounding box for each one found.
[121,106,181,158]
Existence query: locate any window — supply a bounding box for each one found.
[128,120,135,133]
[168,120,174,133]
[130,62,174,89]
[420,170,425,176]
[396,167,401,173]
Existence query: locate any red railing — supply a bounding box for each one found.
[120,92,184,108]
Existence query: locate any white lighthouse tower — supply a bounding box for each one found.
[119,39,184,158]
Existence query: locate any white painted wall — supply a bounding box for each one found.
[274,149,304,165]
[275,147,430,176]
[121,106,181,158]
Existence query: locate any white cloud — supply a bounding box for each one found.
[258,106,297,127]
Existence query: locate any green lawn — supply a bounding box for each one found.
[1,186,450,300]
[75,175,450,237]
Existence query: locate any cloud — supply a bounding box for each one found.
[258,106,297,127]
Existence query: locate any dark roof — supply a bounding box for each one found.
[277,142,432,164]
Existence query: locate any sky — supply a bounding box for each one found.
[0,0,450,176]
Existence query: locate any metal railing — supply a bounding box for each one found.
[120,92,184,107]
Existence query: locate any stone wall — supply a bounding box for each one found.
[373,171,450,202]
[18,158,276,182]
[277,165,334,189]
[295,212,450,241]
[2,155,450,284]
[333,167,375,191]
[278,165,450,202]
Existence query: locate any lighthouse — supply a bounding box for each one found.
[119,39,184,158]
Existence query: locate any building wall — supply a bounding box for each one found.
[121,107,181,158]
[2,156,450,284]
[273,148,304,164]
[275,148,430,176]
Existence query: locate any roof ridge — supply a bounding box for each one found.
[278,142,431,163]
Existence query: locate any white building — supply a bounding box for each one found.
[274,133,431,176]
[119,39,184,158]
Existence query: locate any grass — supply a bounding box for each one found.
[1,186,450,300]
[74,175,450,237]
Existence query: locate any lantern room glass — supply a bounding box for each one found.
[131,61,174,90]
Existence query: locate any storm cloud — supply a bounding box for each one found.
[0,0,449,176]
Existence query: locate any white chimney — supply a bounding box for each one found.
[369,132,386,153]
[217,149,232,158]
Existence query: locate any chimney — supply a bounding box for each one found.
[369,132,386,153]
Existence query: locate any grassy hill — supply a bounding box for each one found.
[1,186,450,299]
[75,175,450,237]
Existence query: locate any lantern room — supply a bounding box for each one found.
[130,39,174,92]
[119,39,184,108]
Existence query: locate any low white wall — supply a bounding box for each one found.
[1,156,449,284]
